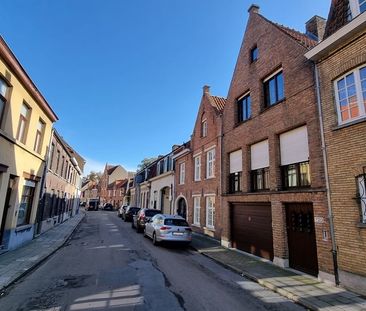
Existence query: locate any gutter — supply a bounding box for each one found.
[314,65,339,285]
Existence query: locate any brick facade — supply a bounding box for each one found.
[174,87,225,239]
[306,5,366,293]
[221,7,334,279]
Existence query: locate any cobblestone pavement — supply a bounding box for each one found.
[191,233,366,311]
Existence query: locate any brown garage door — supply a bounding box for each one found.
[231,202,274,260]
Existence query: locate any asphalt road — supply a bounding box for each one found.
[0,211,305,311]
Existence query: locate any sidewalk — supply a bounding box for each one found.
[191,233,366,311]
[0,212,84,292]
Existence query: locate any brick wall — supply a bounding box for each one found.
[221,10,333,275]
[317,32,366,278]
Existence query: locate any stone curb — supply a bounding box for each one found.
[0,213,85,293]
[191,246,320,311]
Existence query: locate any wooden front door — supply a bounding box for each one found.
[286,203,318,276]
[231,202,274,260]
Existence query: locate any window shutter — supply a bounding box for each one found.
[280,126,309,165]
[251,140,269,170]
[229,150,242,173]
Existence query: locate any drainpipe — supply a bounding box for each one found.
[314,65,339,285]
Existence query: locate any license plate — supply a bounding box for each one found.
[173,232,183,236]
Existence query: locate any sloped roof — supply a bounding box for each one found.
[107,165,118,175]
[209,95,227,113]
[273,22,317,49]
[324,0,350,38]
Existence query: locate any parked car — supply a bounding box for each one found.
[132,208,162,232]
[103,203,113,211]
[144,214,192,246]
[117,205,128,218]
[124,206,140,222]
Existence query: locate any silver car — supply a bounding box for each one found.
[144,214,192,245]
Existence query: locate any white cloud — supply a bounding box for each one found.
[83,157,105,176]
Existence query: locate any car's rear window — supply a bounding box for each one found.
[129,207,140,213]
[164,219,189,226]
[145,210,161,217]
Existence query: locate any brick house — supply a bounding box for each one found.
[173,86,226,239]
[39,130,84,233]
[221,5,334,281]
[107,179,128,208]
[99,164,130,206]
[305,0,366,294]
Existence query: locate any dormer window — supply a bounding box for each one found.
[201,119,207,137]
[250,45,258,62]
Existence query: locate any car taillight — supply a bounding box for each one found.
[185,228,192,231]
[160,226,171,231]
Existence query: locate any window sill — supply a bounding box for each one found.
[332,116,366,131]
[205,176,215,180]
[191,223,201,228]
[357,223,366,229]
[204,226,215,232]
[15,224,33,232]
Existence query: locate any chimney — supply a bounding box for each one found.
[172,144,180,151]
[306,15,326,42]
[248,4,260,14]
[203,85,210,95]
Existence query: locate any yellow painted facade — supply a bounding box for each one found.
[0,36,58,250]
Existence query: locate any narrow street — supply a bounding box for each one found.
[0,211,304,311]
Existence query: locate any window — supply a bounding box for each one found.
[56,150,61,173]
[238,93,251,123]
[113,190,116,197]
[61,156,65,177]
[201,119,207,137]
[282,161,311,189]
[334,65,366,124]
[206,149,215,178]
[179,162,185,184]
[194,156,201,181]
[193,196,201,225]
[251,140,270,191]
[250,46,258,62]
[206,196,215,229]
[357,175,366,223]
[229,150,242,193]
[280,126,311,189]
[360,0,366,13]
[16,103,30,143]
[49,143,55,170]
[264,70,284,107]
[0,77,9,126]
[34,119,45,154]
[349,0,366,17]
[17,180,36,226]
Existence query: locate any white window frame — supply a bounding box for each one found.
[350,0,366,17]
[206,196,215,229]
[206,149,215,179]
[202,119,208,137]
[194,155,201,181]
[193,196,201,226]
[334,64,366,125]
[179,162,185,185]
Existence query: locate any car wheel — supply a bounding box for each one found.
[152,232,159,246]
[124,217,127,222]
[131,222,134,229]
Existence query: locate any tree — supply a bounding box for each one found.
[83,171,102,183]
[137,157,157,171]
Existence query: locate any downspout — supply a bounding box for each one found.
[219,112,224,245]
[314,65,339,285]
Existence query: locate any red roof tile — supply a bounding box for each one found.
[209,95,227,113]
[274,23,317,49]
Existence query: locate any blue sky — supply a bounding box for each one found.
[0,0,330,174]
